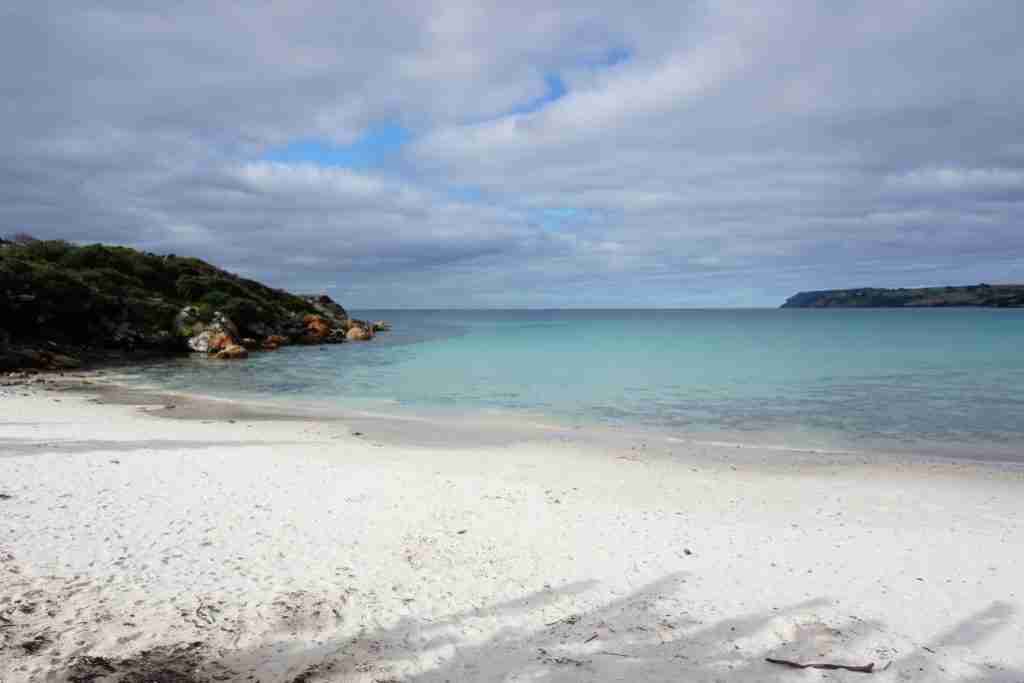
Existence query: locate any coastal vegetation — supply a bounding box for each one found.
[0,236,385,371]
[781,284,1024,308]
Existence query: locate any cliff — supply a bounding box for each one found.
[0,237,384,371]
[781,284,1024,308]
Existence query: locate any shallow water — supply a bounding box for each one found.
[108,309,1024,457]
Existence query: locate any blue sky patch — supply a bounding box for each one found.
[601,46,631,67]
[508,73,568,116]
[448,186,484,203]
[535,207,582,230]
[263,122,411,169]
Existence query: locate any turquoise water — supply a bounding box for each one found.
[112,309,1024,456]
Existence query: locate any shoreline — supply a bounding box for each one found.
[2,380,1024,681]
[16,369,1024,467]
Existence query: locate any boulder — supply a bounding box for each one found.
[240,337,259,350]
[179,308,239,353]
[262,334,287,350]
[214,344,249,360]
[186,330,214,353]
[303,314,332,340]
[372,320,391,332]
[206,332,235,354]
[211,312,239,339]
[346,325,372,341]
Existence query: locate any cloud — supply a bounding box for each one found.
[1,1,1023,306]
[888,167,1024,192]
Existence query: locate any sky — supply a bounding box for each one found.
[2,2,1023,308]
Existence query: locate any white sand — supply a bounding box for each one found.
[1,381,1023,682]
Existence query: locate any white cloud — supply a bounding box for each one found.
[888,167,1024,192]
[2,1,1024,306]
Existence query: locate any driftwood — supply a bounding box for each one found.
[766,657,881,673]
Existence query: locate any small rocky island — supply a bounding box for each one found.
[0,236,388,371]
[781,284,1024,308]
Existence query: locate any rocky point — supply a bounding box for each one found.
[1,238,389,371]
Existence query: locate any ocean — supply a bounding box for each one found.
[107,308,1024,458]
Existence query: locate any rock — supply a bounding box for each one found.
[326,329,347,344]
[240,337,259,350]
[186,329,236,354]
[303,314,332,341]
[180,308,239,353]
[372,320,391,332]
[262,334,287,350]
[302,294,349,326]
[186,330,214,352]
[346,325,372,341]
[214,344,248,360]
[211,312,239,339]
[206,332,234,354]
[349,318,375,336]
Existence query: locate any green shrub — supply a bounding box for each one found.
[221,297,271,329]
[176,274,206,300]
[1,238,337,346]
[78,267,144,292]
[19,239,75,264]
[198,290,231,308]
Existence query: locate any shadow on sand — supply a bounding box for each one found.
[49,571,1022,682]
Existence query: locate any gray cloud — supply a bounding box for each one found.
[2,1,1023,307]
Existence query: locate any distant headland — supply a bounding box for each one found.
[0,236,388,371]
[781,284,1024,308]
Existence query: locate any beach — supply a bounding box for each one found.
[2,378,1023,682]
